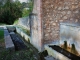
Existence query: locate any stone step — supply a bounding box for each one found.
[4,27,15,51]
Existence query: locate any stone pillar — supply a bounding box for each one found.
[31,0,43,52]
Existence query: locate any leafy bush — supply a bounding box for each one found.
[13,19,18,25]
[0,0,22,24]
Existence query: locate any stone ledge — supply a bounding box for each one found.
[45,45,71,60]
[4,28,15,51]
[16,26,30,42]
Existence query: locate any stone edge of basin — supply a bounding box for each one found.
[4,26,15,51]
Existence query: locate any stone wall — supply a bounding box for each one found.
[42,0,80,44]
[18,17,30,30]
[31,0,80,52]
[31,0,43,51]
[16,26,30,42]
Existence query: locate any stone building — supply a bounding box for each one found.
[30,0,80,52]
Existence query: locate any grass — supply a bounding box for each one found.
[17,26,30,36]
[0,29,4,37]
[20,27,30,36]
[13,20,18,25]
[0,23,7,25]
[0,38,37,60]
[0,48,36,60]
[0,29,37,60]
[0,29,4,47]
[0,38,36,60]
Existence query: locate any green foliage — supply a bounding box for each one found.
[0,38,36,60]
[0,29,4,43]
[17,26,30,36]
[13,19,18,25]
[29,1,33,12]
[0,29,4,48]
[22,8,30,17]
[22,1,33,17]
[0,0,22,24]
[0,23,7,25]
[0,49,36,60]
[26,30,30,36]
[0,48,9,60]
[0,29,4,37]
[0,0,33,24]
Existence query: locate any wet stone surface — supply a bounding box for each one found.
[10,33,27,50]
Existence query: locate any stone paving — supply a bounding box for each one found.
[3,26,27,51]
[4,26,15,51]
[44,56,58,60]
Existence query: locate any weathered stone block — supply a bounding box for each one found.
[67,11,71,14]
[4,29,15,51]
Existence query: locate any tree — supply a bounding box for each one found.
[22,0,33,17]
[0,0,33,24]
[0,0,22,24]
[22,8,29,17]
